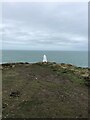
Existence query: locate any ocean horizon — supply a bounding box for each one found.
[1,50,88,68]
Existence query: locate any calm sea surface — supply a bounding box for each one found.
[1,50,88,67]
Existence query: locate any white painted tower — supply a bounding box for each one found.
[43,55,47,62]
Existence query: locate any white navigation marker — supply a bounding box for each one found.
[43,55,47,62]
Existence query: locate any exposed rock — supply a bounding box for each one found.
[12,65,15,68]
[0,65,2,70]
[10,90,21,97]
[3,103,8,109]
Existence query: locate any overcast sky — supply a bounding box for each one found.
[1,2,88,50]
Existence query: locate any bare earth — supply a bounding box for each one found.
[1,62,89,118]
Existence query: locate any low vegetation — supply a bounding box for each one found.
[1,62,89,118]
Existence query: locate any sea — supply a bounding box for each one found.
[1,50,88,68]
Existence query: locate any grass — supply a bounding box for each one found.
[2,62,88,118]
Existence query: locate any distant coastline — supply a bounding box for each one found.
[0,62,89,69]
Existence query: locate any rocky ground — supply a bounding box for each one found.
[1,62,89,118]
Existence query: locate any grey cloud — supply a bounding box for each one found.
[2,2,88,50]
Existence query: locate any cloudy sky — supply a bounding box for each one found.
[1,2,88,50]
